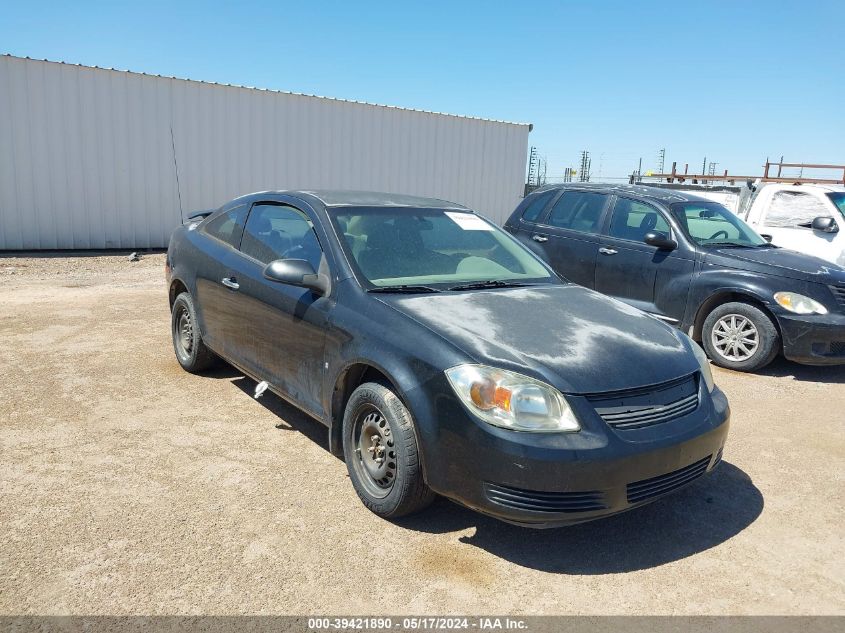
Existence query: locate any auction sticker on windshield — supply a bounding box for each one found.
[445,212,494,230]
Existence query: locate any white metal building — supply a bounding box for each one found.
[0,55,531,250]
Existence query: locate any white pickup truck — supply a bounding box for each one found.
[739,184,843,266]
[647,182,845,267]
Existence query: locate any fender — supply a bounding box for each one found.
[684,269,778,338]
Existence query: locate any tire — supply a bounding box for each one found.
[171,292,217,373]
[342,382,435,519]
[701,301,780,372]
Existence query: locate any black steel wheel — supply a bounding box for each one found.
[342,382,435,518]
[170,292,217,373]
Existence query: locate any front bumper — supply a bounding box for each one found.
[411,375,730,528]
[777,311,845,366]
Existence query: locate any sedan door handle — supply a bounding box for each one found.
[221,276,240,290]
[598,247,618,256]
[532,234,549,243]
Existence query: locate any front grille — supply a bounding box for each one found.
[484,483,607,513]
[830,285,845,311]
[627,456,711,504]
[587,373,699,430]
[832,342,845,356]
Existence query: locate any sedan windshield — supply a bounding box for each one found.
[330,208,557,289]
[670,201,768,247]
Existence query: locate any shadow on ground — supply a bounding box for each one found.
[754,356,845,383]
[220,368,763,575]
[398,461,762,574]
[228,373,336,455]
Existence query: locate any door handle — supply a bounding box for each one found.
[598,247,618,256]
[221,276,240,290]
[532,234,549,243]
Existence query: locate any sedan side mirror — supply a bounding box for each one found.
[263,259,329,295]
[644,231,677,250]
[811,216,839,233]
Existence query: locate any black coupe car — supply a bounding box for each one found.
[166,190,729,527]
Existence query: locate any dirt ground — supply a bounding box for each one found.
[1,252,843,616]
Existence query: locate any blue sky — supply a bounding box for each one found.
[2,0,842,181]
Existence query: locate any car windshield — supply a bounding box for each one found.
[329,207,557,289]
[670,201,768,247]
[827,192,845,218]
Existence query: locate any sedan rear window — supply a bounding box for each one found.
[331,208,555,288]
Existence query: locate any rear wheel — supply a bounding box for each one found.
[342,382,435,519]
[171,292,217,373]
[702,301,779,372]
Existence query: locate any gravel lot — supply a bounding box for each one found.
[1,253,843,616]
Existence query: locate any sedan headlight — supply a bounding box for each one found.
[774,291,828,315]
[689,340,715,393]
[445,364,580,432]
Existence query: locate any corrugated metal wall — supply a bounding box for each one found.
[0,56,530,250]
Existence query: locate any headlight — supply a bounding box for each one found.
[445,364,580,432]
[688,337,715,393]
[774,292,828,315]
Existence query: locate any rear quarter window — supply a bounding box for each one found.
[202,204,248,247]
[520,190,556,223]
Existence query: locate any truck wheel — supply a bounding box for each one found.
[171,292,217,373]
[342,382,435,519]
[702,302,780,372]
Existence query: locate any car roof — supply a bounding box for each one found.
[531,182,717,204]
[293,190,470,210]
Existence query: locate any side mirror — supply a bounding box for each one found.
[263,259,328,295]
[811,216,839,233]
[644,231,677,250]
[761,234,773,243]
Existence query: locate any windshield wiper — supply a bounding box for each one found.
[447,280,533,291]
[367,285,441,294]
[703,241,754,248]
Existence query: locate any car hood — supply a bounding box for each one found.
[374,285,699,395]
[705,246,845,284]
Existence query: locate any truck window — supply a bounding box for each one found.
[765,191,831,228]
[826,193,845,218]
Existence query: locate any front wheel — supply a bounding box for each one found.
[342,382,435,519]
[702,301,780,372]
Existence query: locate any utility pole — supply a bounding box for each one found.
[657,148,666,174]
[526,146,538,195]
[579,151,591,182]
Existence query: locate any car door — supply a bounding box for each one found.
[594,196,695,323]
[527,190,612,288]
[227,199,332,418]
[193,203,250,361]
[759,189,841,263]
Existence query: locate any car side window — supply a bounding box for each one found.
[545,191,608,234]
[202,204,248,247]
[240,203,324,270]
[609,198,670,242]
[521,191,556,223]
[765,191,831,228]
